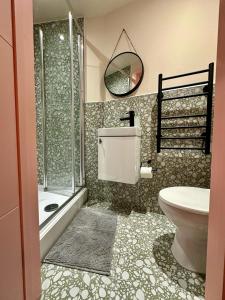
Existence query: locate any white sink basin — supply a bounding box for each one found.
[98,127,141,137]
[98,126,141,184]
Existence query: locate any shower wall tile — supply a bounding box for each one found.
[84,86,212,212]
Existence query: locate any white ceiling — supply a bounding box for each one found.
[33,0,136,24]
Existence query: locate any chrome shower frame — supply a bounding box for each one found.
[39,28,48,191]
[38,12,85,193]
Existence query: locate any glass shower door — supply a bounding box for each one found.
[43,20,73,196]
[34,12,85,226]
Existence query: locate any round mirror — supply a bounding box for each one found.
[104,52,144,97]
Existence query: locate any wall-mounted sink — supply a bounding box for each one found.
[98,127,141,137]
[98,127,141,184]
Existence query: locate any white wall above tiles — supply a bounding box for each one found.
[33,0,136,23]
[85,0,220,102]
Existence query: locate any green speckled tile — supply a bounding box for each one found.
[84,86,213,213]
[41,204,205,300]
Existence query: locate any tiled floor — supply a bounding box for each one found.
[41,203,205,299]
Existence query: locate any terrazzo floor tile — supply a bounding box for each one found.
[41,203,205,300]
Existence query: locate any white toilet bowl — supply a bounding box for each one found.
[158,186,210,274]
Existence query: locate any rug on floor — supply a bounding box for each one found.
[43,207,117,276]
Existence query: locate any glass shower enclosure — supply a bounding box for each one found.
[34,12,85,227]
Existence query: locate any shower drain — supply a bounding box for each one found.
[44,203,59,212]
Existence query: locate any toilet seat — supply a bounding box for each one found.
[159,187,210,215]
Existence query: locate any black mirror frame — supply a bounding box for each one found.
[104,51,144,97]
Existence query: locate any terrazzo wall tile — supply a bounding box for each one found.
[84,86,213,212]
[34,19,83,189]
[84,102,104,204]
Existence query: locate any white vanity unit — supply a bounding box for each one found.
[98,127,141,184]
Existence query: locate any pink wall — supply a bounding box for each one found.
[205,0,225,299]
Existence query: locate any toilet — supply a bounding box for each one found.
[158,186,210,274]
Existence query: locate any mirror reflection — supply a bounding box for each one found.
[104,52,144,97]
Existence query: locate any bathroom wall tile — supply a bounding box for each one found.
[84,102,104,204]
[102,181,139,212]
[84,86,212,212]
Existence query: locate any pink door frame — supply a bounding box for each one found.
[205,0,225,299]
[6,0,225,299]
[12,0,41,299]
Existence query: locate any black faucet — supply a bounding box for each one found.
[120,111,135,127]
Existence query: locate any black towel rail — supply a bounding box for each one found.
[162,69,209,81]
[157,63,214,154]
[161,81,209,91]
[162,93,208,102]
[160,147,205,151]
[161,125,206,130]
[161,114,207,120]
[160,136,206,140]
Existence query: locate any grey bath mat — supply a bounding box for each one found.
[43,208,117,276]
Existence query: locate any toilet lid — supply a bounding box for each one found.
[159,187,210,215]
